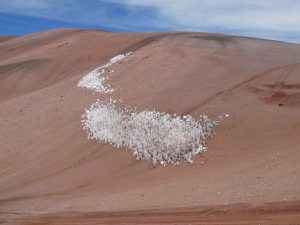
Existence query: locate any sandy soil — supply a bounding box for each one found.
[0,36,17,43]
[0,29,299,224]
[5,202,300,225]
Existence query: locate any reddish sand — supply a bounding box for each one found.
[0,29,299,224]
[0,36,16,43]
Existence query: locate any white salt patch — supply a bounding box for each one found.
[82,99,218,166]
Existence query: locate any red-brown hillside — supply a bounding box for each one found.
[0,29,299,224]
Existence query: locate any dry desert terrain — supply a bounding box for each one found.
[0,29,300,224]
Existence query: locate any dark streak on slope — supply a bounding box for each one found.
[0,59,47,75]
[0,36,17,43]
[120,34,171,53]
[183,63,300,114]
[190,34,235,47]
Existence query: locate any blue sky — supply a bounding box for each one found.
[0,0,299,43]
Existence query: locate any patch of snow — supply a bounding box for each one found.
[81,99,218,166]
[77,68,113,93]
[77,52,132,93]
[77,51,228,166]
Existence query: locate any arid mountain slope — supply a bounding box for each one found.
[0,29,299,224]
[0,37,16,43]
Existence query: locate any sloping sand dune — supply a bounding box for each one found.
[0,29,299,224]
